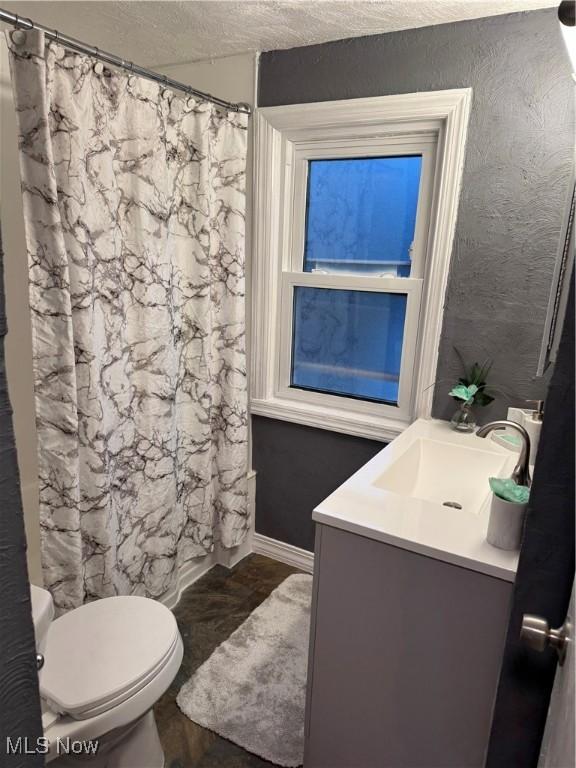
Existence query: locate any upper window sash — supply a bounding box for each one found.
[287,136,438,280]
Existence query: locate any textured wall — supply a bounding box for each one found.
[252,416,382,551]
[259,8,574,420]
[254,9,574,551]
[0,230,43,766]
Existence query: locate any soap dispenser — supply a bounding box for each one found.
[506,400,543,465]
[523,400,544,465]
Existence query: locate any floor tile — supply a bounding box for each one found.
[155,554,300,767]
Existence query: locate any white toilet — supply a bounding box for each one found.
[30,585,183,767]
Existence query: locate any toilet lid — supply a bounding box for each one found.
[40,596,179,719]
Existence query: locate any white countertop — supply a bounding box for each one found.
[313,418,521,582]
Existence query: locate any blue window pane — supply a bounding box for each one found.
[291,288,407,405]
[304,156,422,277]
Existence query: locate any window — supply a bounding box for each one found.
[289,152,427,411]
[252,90,472,441]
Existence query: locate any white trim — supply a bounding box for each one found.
[251,89,472,441]
[253,533,314,574]
[413,91,473,419]
[251,396,405,442]
[256,90,470,135]
[160,540,251,614]
[159,553,218,611]
[160,542,252,611]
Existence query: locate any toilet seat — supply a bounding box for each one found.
[42,630,183,764]
[40,596,179,720]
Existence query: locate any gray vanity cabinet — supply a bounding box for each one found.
[304,524,513,768]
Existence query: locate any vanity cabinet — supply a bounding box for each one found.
[304,523,513,768]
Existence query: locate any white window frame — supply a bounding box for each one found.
[251,89,472,442]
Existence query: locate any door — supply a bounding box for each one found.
[538,581,575,768]
[486,274,575,767]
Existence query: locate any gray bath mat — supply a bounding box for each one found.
[176,573,313,767]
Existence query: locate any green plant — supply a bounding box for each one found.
[451,351,494,407]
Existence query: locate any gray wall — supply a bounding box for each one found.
[0,230,43,766]
[252,416,382,551]
[254,9,574,551]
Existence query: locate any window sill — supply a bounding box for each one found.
[250,396,408,443]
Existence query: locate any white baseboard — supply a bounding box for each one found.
[161,532,254,612]
[160,552,218,611]
[162,528,315,612]
[253,533,314,573]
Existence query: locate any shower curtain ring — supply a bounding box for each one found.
[10,15,28,45]
[13,14,33,30]
[92,47,107,76]
[161,75,170,98]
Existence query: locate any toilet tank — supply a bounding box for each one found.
[30,585,54,656]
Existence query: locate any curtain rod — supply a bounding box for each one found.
[0,7,252,115]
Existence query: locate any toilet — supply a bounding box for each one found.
[30,585,183,766]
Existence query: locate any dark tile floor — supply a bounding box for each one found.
[154,554,300,768]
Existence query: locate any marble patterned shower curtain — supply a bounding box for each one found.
[8,30,249,613]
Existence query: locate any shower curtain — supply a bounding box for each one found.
[8,30,249,614]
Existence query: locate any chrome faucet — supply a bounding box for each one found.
[476,420,532,488]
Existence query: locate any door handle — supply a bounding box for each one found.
[520,614,571,665]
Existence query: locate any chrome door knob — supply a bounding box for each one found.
[520,614,571,666]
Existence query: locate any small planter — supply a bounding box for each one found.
[486,493,527,551]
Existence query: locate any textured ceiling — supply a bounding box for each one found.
[1,1,557,66]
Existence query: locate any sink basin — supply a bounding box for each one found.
[371,437,509,515]
[313,419,520,581]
